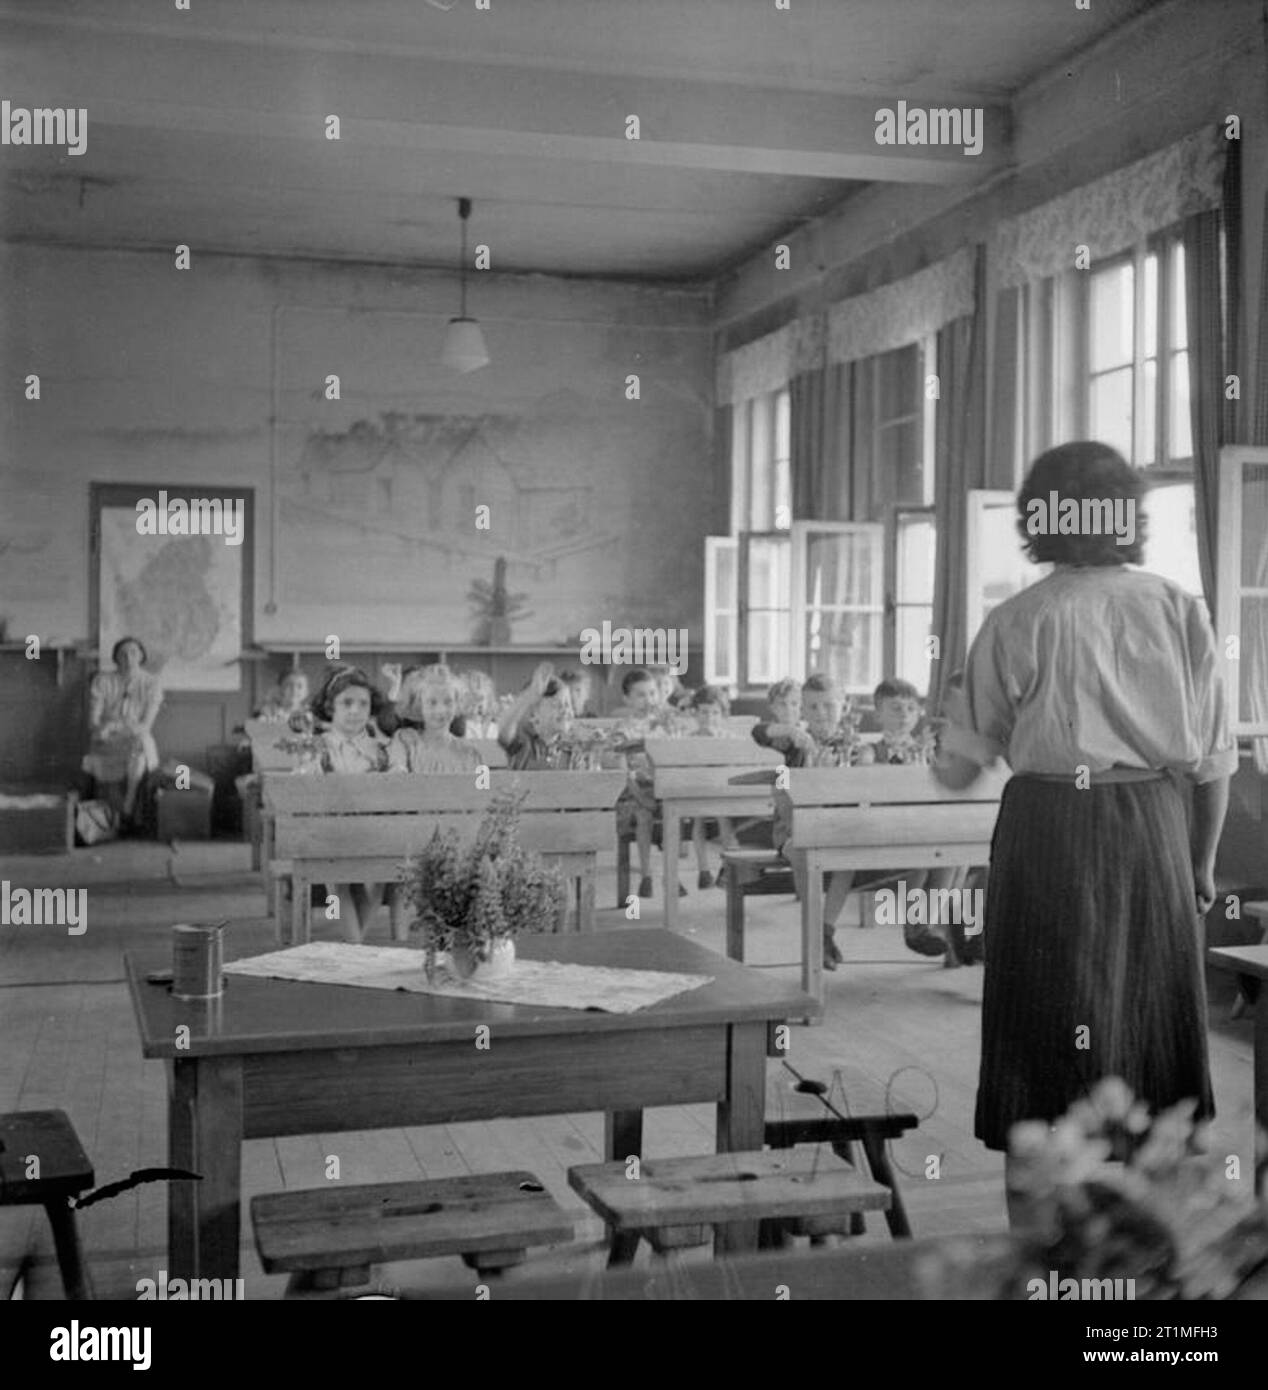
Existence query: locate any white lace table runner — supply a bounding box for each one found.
[224,941,712,1013]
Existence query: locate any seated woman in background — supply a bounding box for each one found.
[83,636,163,830]
[255,669,310,724]
[388,665,482,774]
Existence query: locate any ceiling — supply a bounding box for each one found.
[0,0,1162,282]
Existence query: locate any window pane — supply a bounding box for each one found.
[1241,463,1268,588]
[1140,482,1202,597]
[774,455,792,530]
[805,611,879,693]
[1089,367,1134,460]
[712,614,733,680]
[774,388,791,464]
[715,542,736,609]
[749,395,773,531]
[1089,261,1134,371]
[1170,351,1192,461]
[876,420,923,506]
[746,536,790,609]
[877,345,919,421]
[897,516,936,606]
[1239,595,1268,725]
[746,611,790,687]
[1172,241,1187,350]
[804,528,877,608]
[896,606,933,694]
[1141,357,1156,466]
[1144,253,1158,359]
[972,498,1035,636]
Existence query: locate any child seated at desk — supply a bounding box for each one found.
[688,684,740,889]
[304,665,390,943]
[388,666,483,774]
[768,672,945,967]
[255,670,310,724]
[459,668,500,740]
[614,666,686,900]
[498,661,577,770]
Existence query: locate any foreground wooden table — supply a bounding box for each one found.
[1208,943,1268,1194]
[126,929,814,1281]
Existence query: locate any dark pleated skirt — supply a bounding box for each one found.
[975,773,1214,1151]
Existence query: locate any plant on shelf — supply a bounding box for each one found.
[401,788,567,980]
[916,1078,1268,1300]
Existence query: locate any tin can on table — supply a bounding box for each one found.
[171,922,224,1000]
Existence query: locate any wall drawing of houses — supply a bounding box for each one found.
[290,412,615,580]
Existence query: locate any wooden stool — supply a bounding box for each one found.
[0,1110,95,1299]
[568,1150,891,1265]
[250,1172,573,1296]
[765,1060,917,1238]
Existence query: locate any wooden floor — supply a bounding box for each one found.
[0,836,1256,1299]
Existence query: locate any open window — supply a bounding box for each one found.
[965,489,1039,645]
[703,536,739,687]
[1215,446,1268,737]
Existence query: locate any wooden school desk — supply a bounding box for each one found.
[776,764,1008,1010]
[264,769,624,944]
[644,738,782,932]
[125,928,815,1282]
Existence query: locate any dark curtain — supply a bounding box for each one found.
[1185,138,1240,623]
[987,284,1022,492]
[790,361,852,521]
[929,247,988,713]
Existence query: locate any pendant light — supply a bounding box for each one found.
[441,196,489,373]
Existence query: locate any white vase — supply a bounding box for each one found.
[450,937,516,982]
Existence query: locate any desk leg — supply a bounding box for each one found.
[1256,986,1268,1198]
[168,1057,244,1282]
[715,1020,768,1255]
[603,1109,644,1267]
[802,851,825,1024]
[662,808,681,932]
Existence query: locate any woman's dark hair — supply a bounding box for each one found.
[1016,441,1148,566]
[310,665,385,723]
[111,635,148,667]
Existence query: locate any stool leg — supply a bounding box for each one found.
[44,1198,94,1300]
[860,1130,913,1239]
[828,1139,867,1235]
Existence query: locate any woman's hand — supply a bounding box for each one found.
[1193,861,1217,919]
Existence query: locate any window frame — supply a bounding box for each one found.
[1215,445,1268,737]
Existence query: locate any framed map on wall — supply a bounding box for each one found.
[91,485,252,692]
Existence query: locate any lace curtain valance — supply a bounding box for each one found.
[716,313,826,406]
[826,246,976,365]
[990,125,1227,291]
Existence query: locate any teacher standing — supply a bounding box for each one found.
[936,442,1235,1221]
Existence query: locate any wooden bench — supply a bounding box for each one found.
[765,1059,917,1238]
[250,1173,574,1296]
[263,769,626,945]
[1207,943,1268,1195]
[777,764,1007,1012]
[625,738,781,925]
[568,1149,891,1263]
[0,1109,95,1299]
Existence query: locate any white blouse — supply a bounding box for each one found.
[961,566,1237,784]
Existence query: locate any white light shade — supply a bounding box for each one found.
[441,316,490,373]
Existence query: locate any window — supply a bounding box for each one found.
[731,386,791,535]
[791,522,885,695]
[893,510,936,690]
[965,489,1041,644]
[1215,446,1268,738]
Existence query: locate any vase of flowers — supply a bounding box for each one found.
[401,790,567,982]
